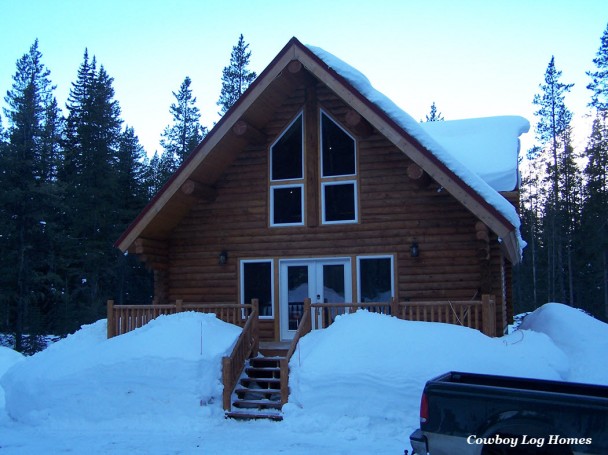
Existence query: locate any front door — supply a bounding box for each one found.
[279,258,352,341]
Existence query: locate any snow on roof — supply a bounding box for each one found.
[306,45,529,252]
[420,116,529,192]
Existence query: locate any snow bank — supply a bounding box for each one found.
[2,302,606,453]
[287,311,570,430]
[520,303,608,385]
[0,347,24,408]
[1,312,240,426]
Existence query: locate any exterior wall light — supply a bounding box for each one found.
[410,242,419,258]
[219,250,228,265]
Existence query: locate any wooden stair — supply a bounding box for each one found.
[225,345,288,421]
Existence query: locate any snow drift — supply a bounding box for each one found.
[0,303,606,453]
[1,312,240,426]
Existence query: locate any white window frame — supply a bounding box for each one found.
[321,180,358,224]
[270,183,305,227]
[240,259,274,319]
[356,255,395,303]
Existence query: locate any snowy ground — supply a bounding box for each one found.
[1,303,607,454]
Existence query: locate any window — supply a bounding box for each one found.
[320,111,357,224]
[322,181,357,223]
[357,256,394,303]
[241,260,273,318]
[271,115,303,181]
[321,112,356,177]
[270,114,304,226]
[271,184,304,226]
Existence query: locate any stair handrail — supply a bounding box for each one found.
[221,299,259,411]
[280,298,312,405]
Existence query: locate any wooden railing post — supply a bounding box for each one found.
[304,297,312,329]
[280,358,289,405]
[222,356,232,411]
[107,300,115,339]
[481,294,496,337]
[251,298,259,357]
[176,299,183,313]
[390,297,398,318]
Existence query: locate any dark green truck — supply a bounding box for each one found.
[409,371,608,455]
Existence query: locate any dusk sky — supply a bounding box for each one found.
[1,0,607,156]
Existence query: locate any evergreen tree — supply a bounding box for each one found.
[60,50,125,329]
[580,113,608,318]
[423,101,444,122]
[529,56,578,306]
[587,22,608,111]
[217,34,257,115]
[584,23,608,318]
[113,126,153,306]
[160,76,206,171]
[0,40,63,352]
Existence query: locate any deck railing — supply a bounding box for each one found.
[222,299,259,411]
[106,300,252,338]
[306,295,496,336]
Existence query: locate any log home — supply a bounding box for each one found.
[112,37,529,344]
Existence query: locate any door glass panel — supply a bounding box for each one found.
[322,264,345,303]
[322,264,346,324]
[287,265,308,330]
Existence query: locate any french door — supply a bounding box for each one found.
[279,258,352,341]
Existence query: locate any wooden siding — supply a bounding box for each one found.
[145,82,510,339]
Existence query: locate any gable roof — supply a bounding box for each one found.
[116,37,528,263]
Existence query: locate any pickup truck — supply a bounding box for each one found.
[409,371,608,455]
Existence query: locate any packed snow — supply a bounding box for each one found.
[307,44,529,253]
[420,116,528,192]
[1,303,606,454]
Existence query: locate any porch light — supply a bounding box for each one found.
[410,242,419,258]
[218,250,228,265]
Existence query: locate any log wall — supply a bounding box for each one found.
[149,83,511,339]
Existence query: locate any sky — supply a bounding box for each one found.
[1,0,607,157]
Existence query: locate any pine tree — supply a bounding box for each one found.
[584,24,608,318]
[423,102,444,122]
[60,50,125,329]
[587,22,608,111]
[160,76,206,171]
[530,56,578,305]
[580,113,608,318]
[217,34,257,115]
[113,126,153,306]
[0,40,63,352]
